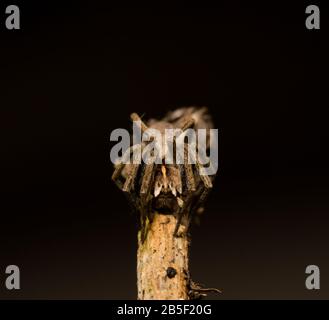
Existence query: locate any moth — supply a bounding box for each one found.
[112,107,216,239]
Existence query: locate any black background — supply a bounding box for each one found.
[0,1,328,299]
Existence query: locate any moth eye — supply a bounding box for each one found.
[168,181,177,196]
[154,181,162,197]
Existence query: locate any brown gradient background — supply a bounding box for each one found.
[0,1,328,299]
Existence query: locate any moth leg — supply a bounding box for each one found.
[196,160,213,189]
[190,160,214,225]
[193,159,213,209]
[173,192,194,237]
[140,146,156,198]
[112,144,142,187]
[113,112,148,187]
[173,208,184,237]
[112,162,125,183]
[130,113,149,133]
[184,143,196,192]
[175,161,213,237]
[173,144,197,237]
[122,163,140,193]
[140,163,155,197]
[193,185,212,224]
[139,163,155,239]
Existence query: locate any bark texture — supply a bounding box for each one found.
[137,213,190,300]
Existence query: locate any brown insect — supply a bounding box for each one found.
[112,107,216,238]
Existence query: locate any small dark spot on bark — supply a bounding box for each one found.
[166,267,177,279]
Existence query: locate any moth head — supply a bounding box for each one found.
[154,165,182,197]
[152,164,182,213]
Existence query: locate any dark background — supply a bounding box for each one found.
[0,1,328,299]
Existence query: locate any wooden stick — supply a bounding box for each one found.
[137,213,190,300]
